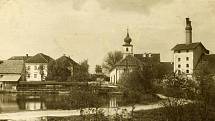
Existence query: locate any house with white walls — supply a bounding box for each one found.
[172,18,209,77]
[25,53,53,81]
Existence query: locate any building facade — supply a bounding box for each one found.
[172,18,209,76]
[25,53,53,81]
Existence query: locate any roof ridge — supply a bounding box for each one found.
[38,53,49,63]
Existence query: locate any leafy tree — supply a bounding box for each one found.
[160,71,215,121]
[38,64,45,81]
[95,65,102,74]
[74,60,90,82]
[47,59,71,81]
[102,51,123,73]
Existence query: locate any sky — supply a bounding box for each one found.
[0,0,215,73]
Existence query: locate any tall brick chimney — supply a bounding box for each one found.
[185,18,192,44]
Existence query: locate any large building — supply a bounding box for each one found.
[172,18,209,76]
[109,31,161,84]
[25,53,54,81]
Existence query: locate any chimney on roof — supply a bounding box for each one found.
[26,54,28,58]
[185,18,192,44]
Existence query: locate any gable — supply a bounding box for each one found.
[26,53,53,63]
[172,42,209,54]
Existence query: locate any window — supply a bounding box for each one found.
[186,57,189,61]
[186,70,189,73]
[178,50,181,53]
[34,66,37,70]
[186,64,189,67]
[126,48,128,52]
[27,66,30,70]
[27,74,30,78]
[178,70,181,74]
[178,58,181,62]
[34,74,37,78]
[186,50,189,52]
[178,64,181,68]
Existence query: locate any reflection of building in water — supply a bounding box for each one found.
[109,96,118,108]
[24,96,46,110]
[25,101,46,110]
[16,95,47,111]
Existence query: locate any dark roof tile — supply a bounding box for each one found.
[172,42,209,53]
[26,53,53,63]
[8,56,32,61]
[0,60,24,74]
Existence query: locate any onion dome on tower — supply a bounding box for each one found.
[124,30,132,45]
[122,29,133,58]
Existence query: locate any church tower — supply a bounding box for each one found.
[122,29,133,58]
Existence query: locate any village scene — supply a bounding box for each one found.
[0,0,215,121]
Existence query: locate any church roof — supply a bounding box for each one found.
[26,53,53,63]
[171,42,209,53]
[112,55,143,69]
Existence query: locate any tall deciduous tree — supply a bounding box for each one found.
[102,51,123,73]
[74,60,90,82]
[38,64,45,81]
[95,65,102,74]
[47,59,71,81]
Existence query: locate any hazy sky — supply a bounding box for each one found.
[0,0,215,73]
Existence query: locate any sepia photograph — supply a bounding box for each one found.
[0,0,214,121]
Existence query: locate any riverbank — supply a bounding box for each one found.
[0,102,163,120]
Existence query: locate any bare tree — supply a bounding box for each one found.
[102,51,123,73]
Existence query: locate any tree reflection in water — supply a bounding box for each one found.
[0,91,126,113]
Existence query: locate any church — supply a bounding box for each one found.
[109,30,161,85]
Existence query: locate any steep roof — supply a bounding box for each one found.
[0,60,24,74]
[114,55,143,67]
[56,55,79,66]
[171,42,209,53]
[0,74,21,82]
[26,53,53,63]
[8,56,32,61]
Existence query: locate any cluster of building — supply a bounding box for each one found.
[172,18,215,77]
[0,17,214,91]
[110,18,215,84]
[0,53,79,91]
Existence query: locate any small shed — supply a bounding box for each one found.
[0,60,24,91]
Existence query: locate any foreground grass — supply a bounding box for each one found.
[45,103,215,121]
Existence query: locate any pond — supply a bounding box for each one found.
[0,93,125,113]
